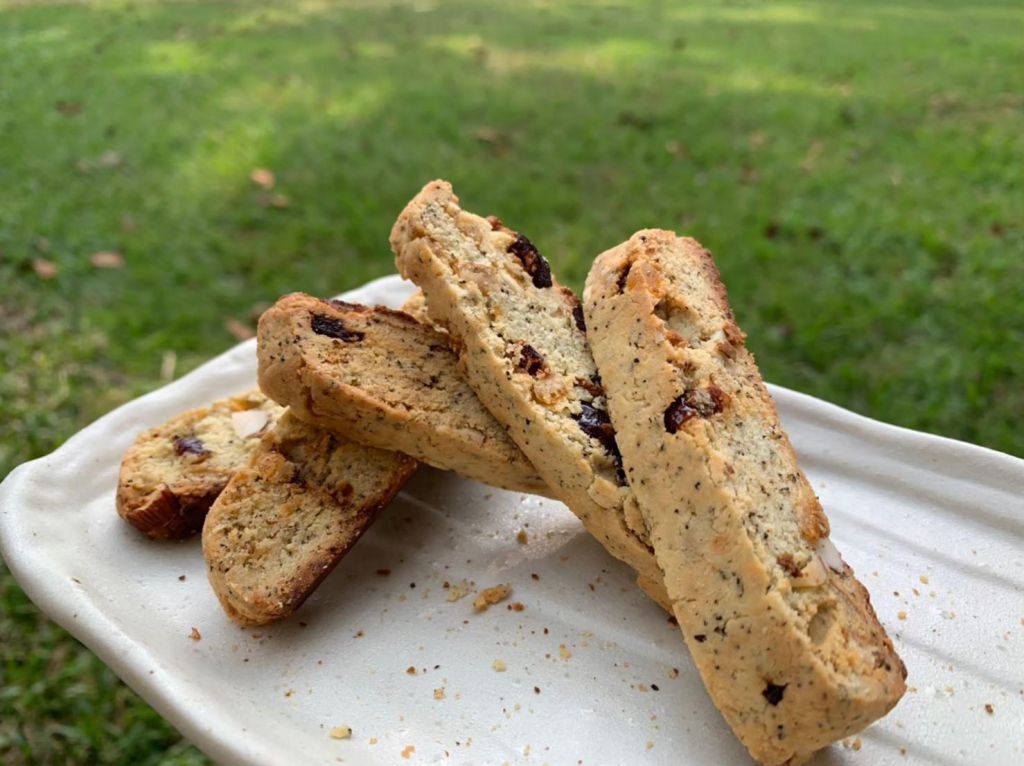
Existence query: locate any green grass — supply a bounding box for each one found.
[1,0,1021,762]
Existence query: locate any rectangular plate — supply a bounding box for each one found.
[2,275,1022,766]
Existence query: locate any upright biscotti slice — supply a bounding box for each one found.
[390,180,667,608]
[117,390,283,539]
[203,411,416,626]
[584,230,905,765]
[257,292,549,497]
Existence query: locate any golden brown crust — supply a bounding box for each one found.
[585,230,905,765]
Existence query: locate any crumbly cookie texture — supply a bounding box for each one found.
[202,411,415,626]
[390,180,668,609]
[116,390,283,539]
[584,230,906,765]
[257,292,550,497]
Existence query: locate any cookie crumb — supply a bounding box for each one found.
[646,741,654,750]
[329,725,351,740]
[531,573,540,581]
[919,575,929,584]
[852,737,862,751]
[668,668,679,679]
[189,627,201,641]
[492,659,507,672]
[434,687,445,700]
[474,584,511,612]
[354,630,364,638]
[534,686,541,694]
[559,644,572,660]
[406,666,417,675]
[401,745,415,759]
[516,530,528,544]
[897,611,907,620]
[508,602,525,612]
[984,703,994,715]
[369,737,378,745]
[446,580,471,602]
[178,575,187,581]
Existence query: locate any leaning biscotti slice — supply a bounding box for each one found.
[117,390,284,540]
[203,411,416,626]
[584,230,906,765]
[257,292,550,497]
[390,180,668,609]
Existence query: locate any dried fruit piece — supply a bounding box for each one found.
[762,682,787,706]
[515,343,546,376]
[573,403,624,477]
[173,436,209,456]
[663,386,728,433]
[311,314,364,342]
[507,233,552,288]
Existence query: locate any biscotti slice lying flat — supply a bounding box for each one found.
[257,292,550,497]
[117,390,283,539]
[390,180,668,609]
[203,411,416,626]
[584,230,905,765]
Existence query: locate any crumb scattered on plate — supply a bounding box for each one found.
[516,530,528,544]
[189,627,201,641]
[329,725,352,740]
[897,611,907,620]
[445,580,471,602]
[492,659,507,672]
[919,574,929,584]
[852,737,862,751]
[559,644,572,660]
[984,703,994,715]
[508,602,525,612]
[474,584,511,612]
[434,687,445,700]
[406,666,417,676]
[401,745,415,759]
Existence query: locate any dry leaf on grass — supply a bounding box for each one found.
[225,318,254,341]
[33,259,58,279]
[260,193,290,209]
[250,168,275,189]
[90,251,124,269]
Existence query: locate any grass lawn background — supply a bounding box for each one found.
[1,0,1021,763]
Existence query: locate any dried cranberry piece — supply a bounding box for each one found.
[573,402,625,480]
[311,313,365,342]
[516,344,546,377]
[173,436,208,456]
[664,385,728,433]
[508,233,552,288]
[762,682,787,706]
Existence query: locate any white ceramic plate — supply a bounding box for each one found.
[2,275,1022,766]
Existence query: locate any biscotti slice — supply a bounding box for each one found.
[584,230,906,765]
[257,292,550,497]
[390,180,668,608]
[203,411,416,626]
[117,390,283,540]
